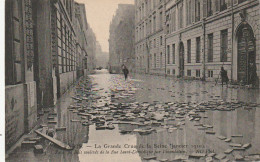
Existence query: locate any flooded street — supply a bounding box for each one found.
[7,69,260,162]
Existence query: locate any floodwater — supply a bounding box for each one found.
[7,69,260,162]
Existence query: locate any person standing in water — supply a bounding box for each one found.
[122,64,129,80]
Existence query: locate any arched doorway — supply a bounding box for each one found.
[179,42,185,77]
[237,23,257,85]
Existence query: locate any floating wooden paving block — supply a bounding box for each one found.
[224,138,231,142]
[48,121,57,124]
[224,148,233,154]
[35,130,73,150]
[232,146,245,150]
[215,153,226,160]
[26,137,42,142]
[205,157,213,162]
[229,143,242,147]
[221,158,229,162]
[242,143,251,149]
[47,116,55,120]
[56,127,66,131]
[231,134,243,137]
[217,136,226,140]
[206,131,215,134]
[21,140,37,146]
[142,156,157,160]
[207,153,216,157]
[234,154,244,161]
[189,153,206,158]
[34,145,44,154]
[71,119,80,122]
[198,127,207,130]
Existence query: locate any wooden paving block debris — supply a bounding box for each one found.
[231,134,243,137]
[221,158,229,162]
[34,145,44,154]
[224,138,231,142]
[206,131,215,134]
[56,127,66,131]
[229,143,242,147]
[21,141,37,148]
[35,130,73,150]
[234,154,244,161]
[215,153,226,160]
[206,157,213,162]
[242,143,251,149]
[224,148,233,154]
[143,156,157,160]
[48,121,57,124]
[217,136,226,140]
[189,153,206,158]
[207,153,216,157]
[71,119,80,122]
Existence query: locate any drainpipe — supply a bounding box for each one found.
[164,4,167,78]
[231,1,234,82]
[202,18,206,81]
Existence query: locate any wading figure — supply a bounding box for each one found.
[122,64,129,80]
[220,67,229,87]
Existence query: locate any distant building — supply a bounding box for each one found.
[5,0,94,149]
[135,0,166,75]
[86,26,97,73]
[96,42,109,68]
[109,4,135,74]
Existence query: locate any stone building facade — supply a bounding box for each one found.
[135,0,260,87]
[5,0,95,150]
[109,4,135,74]
[165,0,259,88]
[135,0,166,75]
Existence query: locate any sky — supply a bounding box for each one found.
[75,0,134,53]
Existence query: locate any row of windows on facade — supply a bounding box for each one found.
[136,36,163,53]
[166,69,214,78]
[57,10,81,74]
[166,0,248,34]
[166,29,228,64]
[136,11,163,41]
[136,52,164,69]
[136,28,228,68]
[136,0,163,22]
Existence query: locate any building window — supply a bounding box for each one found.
[154,39,156,48]
[208,70,213,77]
[186,0,192,25]
[207,0,213,16]
[187,70,191,76]
[238,0,246,4]
[172,10,176,31]
[187,39,191,63]
[160,52,163,68]
[159,12,163,29]
[166,24,169,34]
[154,53,156,68]
[196,69,200,77]
[167,45,170,64]
[167,69,170,74]
[160,36,163,45]
[195,0,200,22]
[179,4,183,28]
[208,33,213,62]
[196,37,201,63]
[153,16,156,32]
[172,44,175,64]
[172,69,175,75]
[220,29,228,62]
[220,0,227,11]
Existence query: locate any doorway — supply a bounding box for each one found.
[179,42,185,77]
[237,23,256,85]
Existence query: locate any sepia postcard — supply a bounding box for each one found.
[3,0,260,161]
